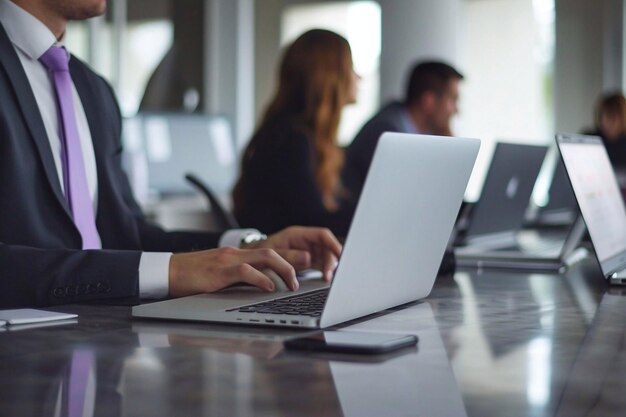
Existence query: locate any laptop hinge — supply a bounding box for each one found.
[464,230,518,249]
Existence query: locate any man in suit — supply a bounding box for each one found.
[344,61,464,198]
[0,0,341,308]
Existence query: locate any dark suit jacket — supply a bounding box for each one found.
[343,101,414,198]
[0,22,220,308]
[235,118,355,237]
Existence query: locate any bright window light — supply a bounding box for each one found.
[458,0,555,202]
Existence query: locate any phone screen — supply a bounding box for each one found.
[284,331,418,354]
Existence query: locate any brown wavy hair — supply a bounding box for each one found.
[595,92,626,134]
[234,29,354,212]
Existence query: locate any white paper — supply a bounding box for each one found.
[0,308,77,325]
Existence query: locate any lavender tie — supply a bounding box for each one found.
[40,46,101,249]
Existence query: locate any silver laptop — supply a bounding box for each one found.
[455,217,587,272]
[557,133,626,285]
[456,141,548,248]
[533,158,579,226]
[133,133,480,328]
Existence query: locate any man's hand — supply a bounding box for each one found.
[167,226,342,298]
[168,247,298,297]
[246,226,342,282]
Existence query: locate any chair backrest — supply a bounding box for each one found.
[184,173,239,230]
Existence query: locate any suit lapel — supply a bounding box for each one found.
[0,22,71,216]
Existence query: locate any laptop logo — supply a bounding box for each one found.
[506,177,519,199]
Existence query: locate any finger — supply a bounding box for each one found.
[311,229,342,258]
[223,263,275,292]
[240,249,298,290]
[312,243,323,267]
[300,235,333,282]
[274,249,311,271]
[267,227,342,258]
[308,244,325,278]
[321,249,338,282]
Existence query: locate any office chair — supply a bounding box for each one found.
[184,172,239,230]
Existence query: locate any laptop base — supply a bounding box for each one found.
[457,247,588,272]
[609,269,626,286]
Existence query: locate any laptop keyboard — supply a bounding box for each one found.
[226,289,329,317]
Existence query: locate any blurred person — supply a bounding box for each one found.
[0,0,341,308]
[585,92,626,169]
[233,29,359,238]
[344,61,463,197]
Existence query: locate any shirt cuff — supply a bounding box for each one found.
[139,252,172,299]
[219,228,262,248]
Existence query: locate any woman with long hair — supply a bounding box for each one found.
[586,92,626,169]
[232,29,359,237]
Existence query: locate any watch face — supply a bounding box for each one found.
[242,233,267,245]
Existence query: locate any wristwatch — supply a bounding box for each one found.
[240,230,268,247]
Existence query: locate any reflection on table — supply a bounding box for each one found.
[2,258,626,416]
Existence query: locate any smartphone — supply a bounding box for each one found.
[284,330,418,354]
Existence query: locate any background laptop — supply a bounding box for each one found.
[454,141,587,271]
[133,133,480,328]
[455,216,587,271]
[557,133,626,285]
[456,142,548,248]
[123,113,236,198]
[533,158,579,227]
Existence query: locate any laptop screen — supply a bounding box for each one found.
[557,134,626,275]
[465,142,547,240]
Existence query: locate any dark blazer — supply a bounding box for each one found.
[235,118,355,237]
[343,101,414,197]
[0,22,220,308]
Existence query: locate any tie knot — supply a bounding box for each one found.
[39,46,69,72]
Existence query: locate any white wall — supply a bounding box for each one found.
[204,0,255,150]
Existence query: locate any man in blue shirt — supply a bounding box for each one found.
[344,61,464,198]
